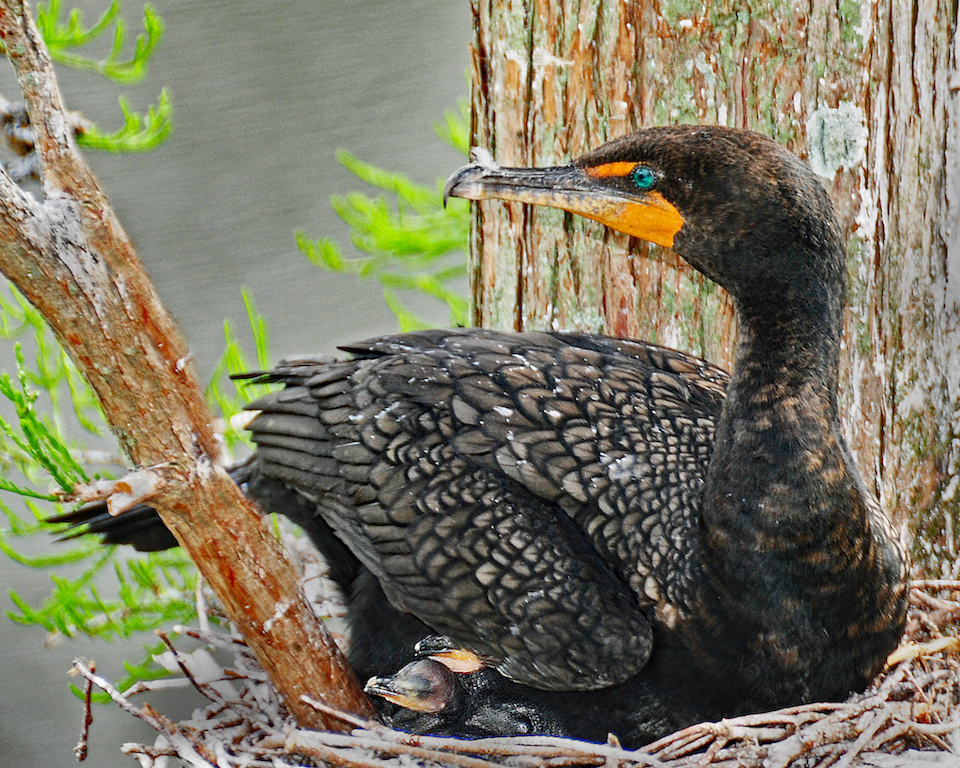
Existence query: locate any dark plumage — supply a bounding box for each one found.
[52,125,907,747]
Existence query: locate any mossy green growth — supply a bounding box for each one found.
[837,0,863,46]
[660,0,703,25]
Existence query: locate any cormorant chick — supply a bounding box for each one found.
[366,658,566,738]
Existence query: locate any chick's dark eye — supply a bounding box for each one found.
[632,166,657,190]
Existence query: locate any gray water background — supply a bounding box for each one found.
[0,1,470,764]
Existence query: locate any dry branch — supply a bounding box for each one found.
[0,0,371,728]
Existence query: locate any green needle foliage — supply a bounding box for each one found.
[0,346,88,499]
[205,289,277,452]
[0,289,103,435]
[76,88,172,154]
[36,0,163,84]
[18,0,172,155]
[0,288,253,695]
[298,104,472,331]
[0,282,277,636]
[0,289,98,496]
[6,544,197,640]
[0,286,200,647]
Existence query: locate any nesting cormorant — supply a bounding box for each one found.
[53,125,908,747]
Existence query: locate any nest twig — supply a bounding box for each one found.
[70,562,960,768]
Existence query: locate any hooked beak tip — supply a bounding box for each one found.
[443,147,501,206]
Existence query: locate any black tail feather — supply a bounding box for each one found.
[46,461,255,554]
[48,502,178,552]
[46,458,365,595]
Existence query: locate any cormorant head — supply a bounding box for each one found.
[444,125,845,319]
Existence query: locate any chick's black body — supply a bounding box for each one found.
[58,126,907,747]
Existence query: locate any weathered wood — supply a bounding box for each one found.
[0,0,373,727]
[469,0,959,575]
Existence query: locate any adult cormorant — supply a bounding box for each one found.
[54,125,908,747]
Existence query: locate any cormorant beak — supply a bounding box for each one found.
[443,150,683,249]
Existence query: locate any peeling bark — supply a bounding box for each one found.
[469,0,959,575]
[0,0,372,728]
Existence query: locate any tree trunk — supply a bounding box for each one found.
[468,0,959,576]
[0,0,372,728]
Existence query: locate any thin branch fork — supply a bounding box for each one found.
[0,0,372,729]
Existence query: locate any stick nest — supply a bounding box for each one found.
[70,542,960,768]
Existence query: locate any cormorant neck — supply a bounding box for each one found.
[692,263,885,670]
[727,287,843,418]
[700,248,861,553]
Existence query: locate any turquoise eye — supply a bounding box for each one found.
[632,166,656,190]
